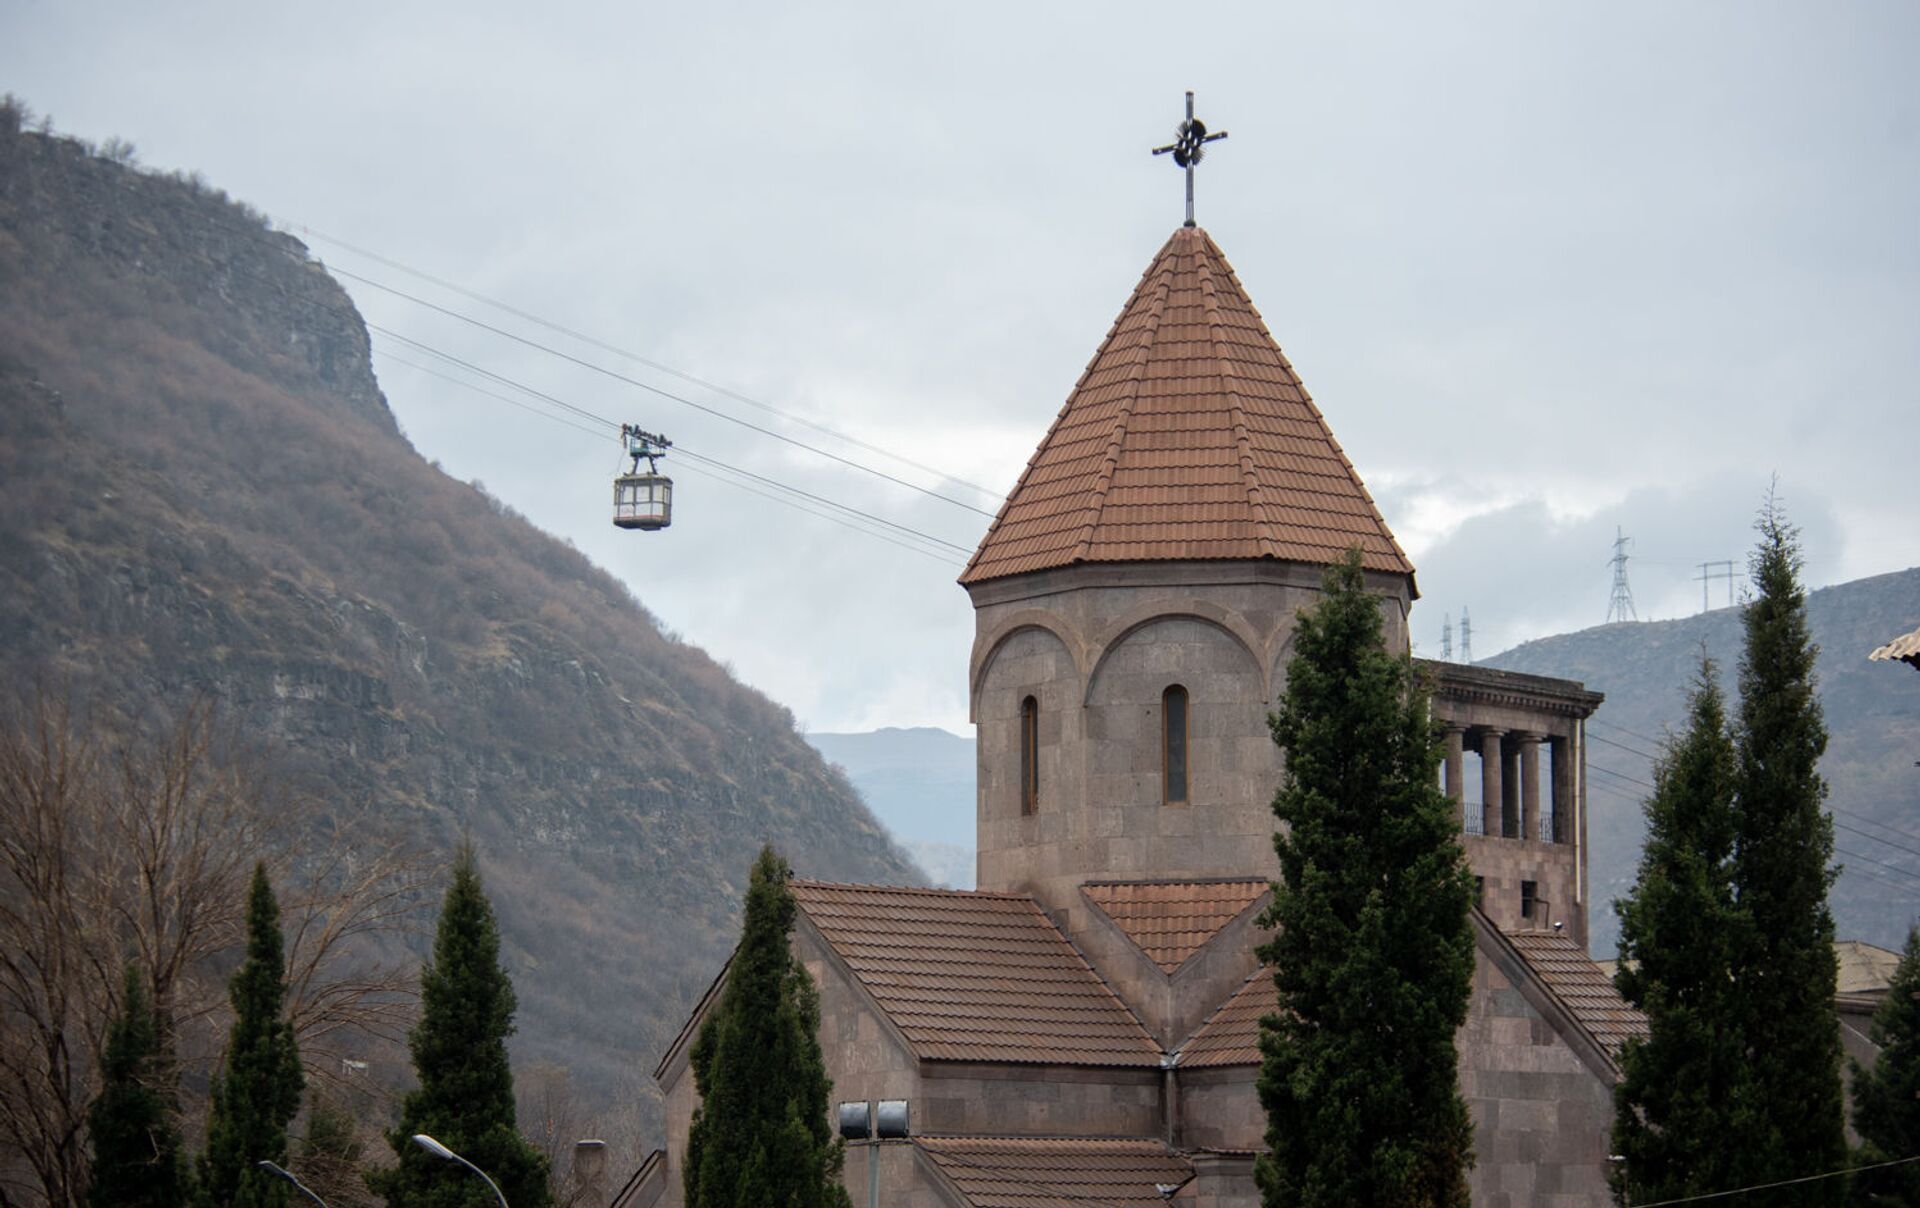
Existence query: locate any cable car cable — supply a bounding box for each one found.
[338,266,999,518]
[43,182,1009,518]
[371,346,973,562]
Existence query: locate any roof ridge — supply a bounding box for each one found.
[1082,876,1271,888]
[789,878,1032,901]
[1068,248,1173,566]
[1196,234,1280,561]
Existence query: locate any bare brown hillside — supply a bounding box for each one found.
[0,112,921,1134]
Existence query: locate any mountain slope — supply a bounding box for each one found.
[0,116,921,1116]
[1484,567,1920,956]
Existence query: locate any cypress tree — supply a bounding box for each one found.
[1255,549,1477,1208]
[683,846,850,1208]
[370,844,550,1208]
[88,965,189,1208]
[198,863,305,1208]
[1850,927,1920,1207]
[1610,658,1755,1204]
[1731,499,1845,1206]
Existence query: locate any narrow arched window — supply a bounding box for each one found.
[1019,696,1039,815]
[1162,685,1189,806]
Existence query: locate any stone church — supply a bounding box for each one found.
[628,223,1646,1208]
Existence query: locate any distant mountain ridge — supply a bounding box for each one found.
[0,117,921,1119]
[806,726,977,854]
[1485,566,1920,956]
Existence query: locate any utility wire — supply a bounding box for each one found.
[372,350,964,564]
[333,264,1000,518]
[294,223,1009,504]
[44,179,1006,523]
[372,347,971,563]
[1624,1153,1920,1206]
[1586,727,1920,856]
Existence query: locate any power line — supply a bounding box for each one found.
[1624,1152,1920,1206]
[293,223,1009,505]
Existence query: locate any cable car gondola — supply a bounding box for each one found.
[613,425,672,531]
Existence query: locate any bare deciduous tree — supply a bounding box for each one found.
[0,694,432,1208]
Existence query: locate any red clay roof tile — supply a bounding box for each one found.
[790,881,1163,1067]
[1504,929,1650,1050]
[1179,930,1650,1068]
[963,226,1412,586]
[916,1136,1192,1207]
[1081,880,1270,973]
[1177,970,1272,1068]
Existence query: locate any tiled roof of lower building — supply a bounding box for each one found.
[1178,970,1273,1068]
[790,881,1163,1067]
[1503,929,1649,1049]
[1178,928,1652,1067]
[916,1136,1193,1207]
[1082,879,1270,972]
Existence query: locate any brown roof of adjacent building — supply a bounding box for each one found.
[961,225,1414,587]
[1836,939,1904,993]
[790,881,1163,1067]
[1178,929,1651,1068]
[1870,623,1920,669]
[1082,879,1270,972]
[1178,970,1273,1068]
[1504,929,1649,1050]
[916,1136,1193,1207]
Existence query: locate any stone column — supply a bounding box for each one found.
[1550,733,1572,844]
[1519,732,1542,842]
[1502,740,1522,838]
[1479,729,1504,838]
[1443,725,1466,828]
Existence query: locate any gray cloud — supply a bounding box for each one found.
[4,0,1915,730]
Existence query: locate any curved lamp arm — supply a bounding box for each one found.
[256,1160,330,1207]
[412,1134,510,1208]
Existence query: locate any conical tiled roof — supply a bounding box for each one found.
[962,227,1414,587]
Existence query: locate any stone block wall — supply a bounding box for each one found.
[1459,949,1616,1207]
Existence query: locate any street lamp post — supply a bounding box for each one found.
[256,1160,329,1207]
[412,1133,510,1208]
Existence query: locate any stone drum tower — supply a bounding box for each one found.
[961,225,1416,933]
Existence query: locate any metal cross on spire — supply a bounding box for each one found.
[1151,90,1229,228]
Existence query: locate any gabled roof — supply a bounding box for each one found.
[1177,969,1271,1068]
[1081,879,1270,973]
[916,1136,1193,1207]
[1176,925,1649,1069]
[1504,930,1649,1050]
[790,881,1163,1067]
[962,226,1413,587]
[1870,623,1920,669]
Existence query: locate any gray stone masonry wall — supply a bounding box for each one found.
[968,559,1412,934]
[1460,947,1616,1207]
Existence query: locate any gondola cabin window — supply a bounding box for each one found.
[1162,684,1189,806]
[1019,696,1039,815]
[613,473,672,530]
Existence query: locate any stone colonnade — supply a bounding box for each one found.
[1441,725,1573,843]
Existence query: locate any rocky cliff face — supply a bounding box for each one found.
[0,115,922,1119]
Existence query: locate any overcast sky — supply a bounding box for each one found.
[6,2,1916,734]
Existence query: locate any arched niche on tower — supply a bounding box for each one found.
[973,623,1083,840]
[1082,614,1277,872]
[969,610,1089,724]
